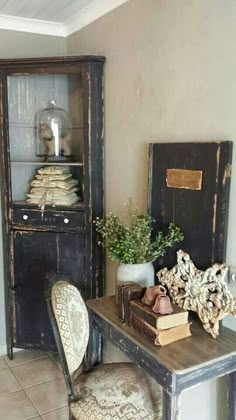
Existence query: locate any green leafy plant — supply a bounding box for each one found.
[94,203,184,264]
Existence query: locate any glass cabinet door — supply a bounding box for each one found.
[7,72,85,208]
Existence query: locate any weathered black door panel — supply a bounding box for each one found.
[148,142,232,270]
[13,231,56,348]
[58,233,87,296]
[13,231,85,348]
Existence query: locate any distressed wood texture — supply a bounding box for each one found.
[87,296,236,418]
[82,61,105,300]
[12,231,85,349]
[0,56,105,356]
[163,390,181,420]
[83,323,103,372]
[11,206,85,233]
[148,142,233,270]
[228,371,236,420]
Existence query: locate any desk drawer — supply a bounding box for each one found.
[11,207,85,232]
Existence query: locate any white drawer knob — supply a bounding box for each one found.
[64,218,69,224]
[23,214,28,220]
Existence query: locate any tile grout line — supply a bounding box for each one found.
[24,386,48,418]
[12,356,58,418]
[0,363,23,395]
[24,379,68,417]
[0,388,41,418]
[0,351,64,420]
[0,351,66,418]
[0,366,41,417]
[23,375,65,391]
[0,365,10,371]
[36,404,69,418]
[21,388,41,419]
[0,388,23,398]
[9,357,66,414]
[47,352,63,371]
[39,404,69,418]
[5,355,62,405]
[4,354,49,368]
[10,368,64,391]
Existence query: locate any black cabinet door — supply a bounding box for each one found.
[12,231,85,349]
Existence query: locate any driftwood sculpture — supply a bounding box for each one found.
[157,250,236,338]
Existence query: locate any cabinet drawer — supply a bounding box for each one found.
[10,207,85,232]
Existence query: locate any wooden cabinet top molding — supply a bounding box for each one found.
[0,55,105,69]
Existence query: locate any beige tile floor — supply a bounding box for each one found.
[0,350,69,420]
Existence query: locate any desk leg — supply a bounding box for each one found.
[228,372,236,420]
[83,321,102,371]
[163,390,181,420]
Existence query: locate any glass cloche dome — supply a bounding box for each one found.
[36,100,72,159]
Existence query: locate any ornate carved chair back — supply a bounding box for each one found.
[46,275,89,402]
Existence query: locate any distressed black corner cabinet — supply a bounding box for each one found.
[0,56,105,358]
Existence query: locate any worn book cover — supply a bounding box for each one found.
[117,283,145,323]
[117,282,137,321]
[129,312,192,346]
[129,299,188,330]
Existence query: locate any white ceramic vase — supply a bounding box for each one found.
[117,261,154,288]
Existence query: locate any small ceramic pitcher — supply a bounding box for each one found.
[152,294,173,315]
[142,285,167,305]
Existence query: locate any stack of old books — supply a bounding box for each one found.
[129,299,191,346]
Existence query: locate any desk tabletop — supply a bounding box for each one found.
[87,296,236,375]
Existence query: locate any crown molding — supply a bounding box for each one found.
[0,14,66,37]
[64,0,129,36]
[0,0,129,37]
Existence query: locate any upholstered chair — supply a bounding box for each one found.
[47,276,162,420]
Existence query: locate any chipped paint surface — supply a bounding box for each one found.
[9,234,16,344]
[88,294,236,420]
[212,145,220,240]
[223,163,232,187]
[0,57,104,355]
[56,234,60,274]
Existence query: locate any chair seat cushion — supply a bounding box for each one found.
[71,362,162,420]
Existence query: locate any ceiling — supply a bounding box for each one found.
[0,0,128,37]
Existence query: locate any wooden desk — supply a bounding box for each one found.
[87,296,236,420]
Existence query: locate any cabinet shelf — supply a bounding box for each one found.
[11,161,84,167]
[9,123,84,129]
